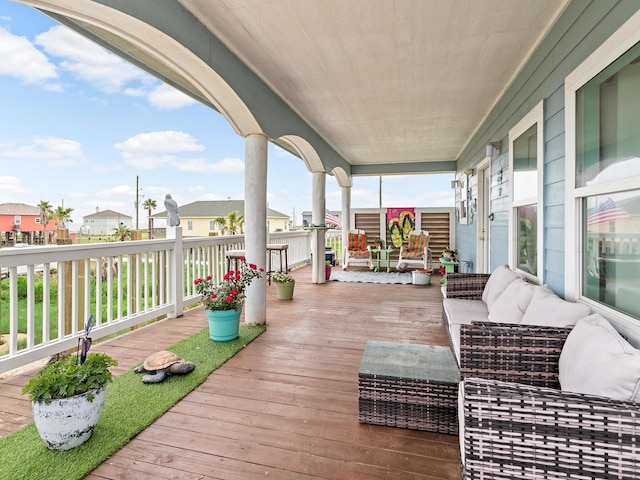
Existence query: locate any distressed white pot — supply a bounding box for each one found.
[31,385,106,451]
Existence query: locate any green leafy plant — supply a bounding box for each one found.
[22,353,118,403]
[441,247,458,260]
[272,272,294,283]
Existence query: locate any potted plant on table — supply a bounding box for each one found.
[194,258,264,341]
[22,316,118,451]
[272,271,295,300]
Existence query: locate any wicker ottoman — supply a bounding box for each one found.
[358,341,460,434]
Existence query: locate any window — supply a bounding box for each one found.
[566,12,640,324]
[35,218,41,224]
[509,102,543,281]
[209,220,215,231]
[187,220,193,231]
[14,216,21,225]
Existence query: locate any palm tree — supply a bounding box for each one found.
[53,205,73,230]
[37,200,53,245]
[215,210,245,235]
[113,224,131,241]
[143,198,157,239]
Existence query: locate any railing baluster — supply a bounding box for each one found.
[0,231,312,372]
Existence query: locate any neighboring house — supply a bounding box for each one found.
[153,200,291,237]
[82,208,132,236]
[0,203,57,245]
[301,210,342,228]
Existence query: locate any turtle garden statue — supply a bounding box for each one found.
[134,351,195,384]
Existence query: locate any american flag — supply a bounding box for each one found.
[587,198,631,226]
[325,209,342,227]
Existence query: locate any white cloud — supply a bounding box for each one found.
[99,184,136,197]
[148,84,197,109]
[114,131,241,172]
[0,175,30,196]
[0,27,58,84]
[116,130,204,154]
[35,25,152,94]
[0,136,86,167]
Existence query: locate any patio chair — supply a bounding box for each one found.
[396,230,431,271]
[343,229,373,270]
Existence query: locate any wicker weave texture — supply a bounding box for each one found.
[358,374,458,434]
[445,273,490,299]
[459,322,572,388]
[463,377,640,479]
[358,342,460,434]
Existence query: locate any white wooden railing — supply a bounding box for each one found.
[0,229,311,374]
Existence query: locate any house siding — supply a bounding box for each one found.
[457,1,640,297]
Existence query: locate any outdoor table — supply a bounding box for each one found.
[440,257,459,273]
[372,248,393,272]
[225,249,245,271]
[266,244,289,284]
[358,341,460,434]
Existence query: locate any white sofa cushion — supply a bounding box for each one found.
[559,314,640,402]
[487,279,534,324]
[521,285,591,327]
[481,265,521,309]
[442,298,489,361]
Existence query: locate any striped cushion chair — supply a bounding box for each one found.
[343,229,373,270]
[396,230,432,271]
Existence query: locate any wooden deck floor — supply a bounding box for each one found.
[0,266,461,479]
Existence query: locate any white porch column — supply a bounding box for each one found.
[244,133,268,325]
[341,185,351,265]
[311,171,326,284]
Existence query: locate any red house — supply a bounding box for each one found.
[0,203,58,246]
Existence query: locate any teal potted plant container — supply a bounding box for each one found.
[194,257,264,341]
[272,271,295,300]
[22,352,118,451]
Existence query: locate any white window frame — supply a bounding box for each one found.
[565,10,640,331]
[508,101,544,283]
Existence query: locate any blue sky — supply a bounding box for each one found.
[0,1,454,229]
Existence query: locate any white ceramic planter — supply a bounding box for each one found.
[31,386,106,451]
[412,270,432,285]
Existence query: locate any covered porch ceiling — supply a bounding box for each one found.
[32,0,568,177]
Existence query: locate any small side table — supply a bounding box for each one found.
[372,248,393,272]
[358,341,460,434]
[226,249,245,271]
[439,258,459,274]
[266,244,289,284]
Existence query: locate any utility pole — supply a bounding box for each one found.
[135,175,139,230]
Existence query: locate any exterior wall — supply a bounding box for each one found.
[456,1,640,296]
[180,216,291,237]
[543,87,566,295]
[84,217,133,236]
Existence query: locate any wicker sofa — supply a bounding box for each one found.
[442,266,591,363]
[444,270,640,479]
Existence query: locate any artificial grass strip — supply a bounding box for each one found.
[0,325,265,480]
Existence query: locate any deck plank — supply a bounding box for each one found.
[1,266,461,479]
